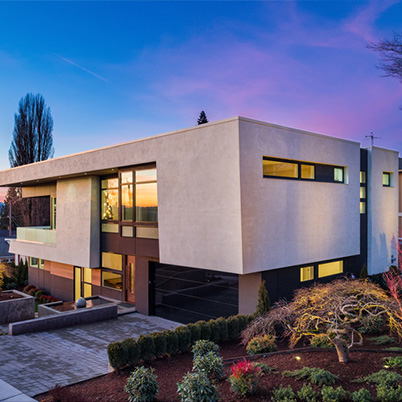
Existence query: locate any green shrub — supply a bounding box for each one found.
[150,332,167,358]
[228,359,262,396]
[368,335,396,345]
[137,335,155,362]
[255,280,270,317]
[360,263,368,279]
[187,323,202,344]
[384,347,402,352]
[253,362,276,374]
[28,287,39,296]
[192,340,220,359]
[236,314,249,332]
[246,334,277,355]
[175,326,192,353]
[358,315,384,334]
[122,338,141,367]
[355,369,402,387]
[376,383,402,402]
[271,385,296,402]
[310,334,334,348]
[226,316,240,340]
[193,351,224,381]
[164,330,179,355]
[350,388,373,402]
[107,342,127,371]
[177,371,220,402]
[197,321,211,341]
[125,366,158,402]
[208,320,220,343]
[321,386,349,402]
[283,367,339,386]
[297,383,319,402]
[35,289,47,299]
[384,356,402,369]
[215,317,228,342]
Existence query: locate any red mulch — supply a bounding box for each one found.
[35,337,402,402]
[0,291,23,301]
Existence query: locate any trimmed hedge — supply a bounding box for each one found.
[107,314,253,371]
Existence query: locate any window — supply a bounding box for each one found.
[334,168,344,183]
[102,271,123,290]
[360,187,366,199]
[360,171,366,184]
[39,259,44,270]
[360,201,366,214]
[263,157,344,183]
[29,257,38,268]
[300,266,314,282]
[121,171,133,221]
[360,170,367,215]
[101,177,118,220]
[135,168,158,222]
[102,252,122,271]
[318,260,343,278]
[101,223,119,233]
[83,268,92,297]
[383,172,391,187]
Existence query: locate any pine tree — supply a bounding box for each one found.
[255,280,270,316]
[360,263,368,279]
[197,111,208,125]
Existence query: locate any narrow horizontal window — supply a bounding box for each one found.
[383,172,391,187]
[360,171,366,184]
[101,223,119,233]
[121,226,134,237]
[318,260,343,278]
[263,159,298,178]
[136,226,158,239]
[300,266,314,282]
[102,252,122,271]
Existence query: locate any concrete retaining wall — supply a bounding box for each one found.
[9,304,118,335]
[0,290,35,324]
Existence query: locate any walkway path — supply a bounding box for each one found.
[0,313,179,398]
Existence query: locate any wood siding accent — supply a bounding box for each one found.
[48,261,74,280]
[91,269,101,286]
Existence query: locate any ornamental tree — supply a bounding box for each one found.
[242,280,402,363]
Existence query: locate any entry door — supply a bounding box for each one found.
[126,256,136,304]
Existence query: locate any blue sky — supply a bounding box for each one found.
[0,0,401,179]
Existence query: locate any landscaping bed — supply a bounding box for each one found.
[35,338,402,402]
[0,291,23,301]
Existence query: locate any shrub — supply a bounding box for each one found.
[310,334,334,348]
[297,383,320,402]
[35,290,47,299]
[358,315,384,334]
[246,334,277,355]
[228,359,262,396]
[197,321,211,341]
[385,347,402,352]
[150,332,167,358]
[193,351,224,381]
[350,388,373,402]
[125,366,158,402]
[369,335,396,345]
[28,287,39,296]
[215,317,228,342]
[376,383,402,402]
[355,369,402,387]
[271,385,296,402]
[236,314,249,332]
[164,330,179,355]
[384,356,402,369]
[137,335,155,362]
[175,326,192,353]
[208,320,220,343]
[107,342,127,371]
[122,338,141,367]
[253,362,276,374]
[255,280,270,317]
[226,316,240,340]
[23,284,36,293]
[187,323,201,344]
[192,340,220,359]
[283,367,338,386]
[321,386,349,402]
[177,371,220,402]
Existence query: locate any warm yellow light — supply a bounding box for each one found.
[295,356,301,361]
[384,365,390,369]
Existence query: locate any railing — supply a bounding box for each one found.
[16,227,56,244]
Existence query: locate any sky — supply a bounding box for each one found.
[0,0,401,201]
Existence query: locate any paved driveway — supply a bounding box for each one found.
[0,313,179,398]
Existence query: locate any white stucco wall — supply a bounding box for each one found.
[10,176,100,268]
[367,147,399,275]
[238,118,361,273]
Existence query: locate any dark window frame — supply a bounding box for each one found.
[383,172,391,187]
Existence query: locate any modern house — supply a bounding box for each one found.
[0,117,399,324]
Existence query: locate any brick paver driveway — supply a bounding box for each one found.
[0,313,179,398]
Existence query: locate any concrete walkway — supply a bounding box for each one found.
[0,380,35,401]
[0,313,179,398]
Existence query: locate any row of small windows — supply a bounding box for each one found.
[263,157,345,183]
[300,260,343,282]
[360,171,366,215]
[29,257,44,269]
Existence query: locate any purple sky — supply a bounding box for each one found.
[0,0,401,202]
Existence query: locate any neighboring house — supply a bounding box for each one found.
[0,229,16,263]
[0,117,399,324]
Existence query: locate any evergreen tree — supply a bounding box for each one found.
[360,263,368,279]
[197,111,208,125]
[255,280,270,316]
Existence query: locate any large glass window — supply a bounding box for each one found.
[135,168,158,222]
[121,171,133,221]
[102,271,123,290]
[101,177,118,220]
[102,252,122,271]
[318,260,343,278]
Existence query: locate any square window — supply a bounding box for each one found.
[383,172,391,187]
[334,168,344,183]
[301,164,315,180]
[300,266,314,282]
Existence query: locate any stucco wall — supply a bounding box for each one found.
[10,176,100,268]
[238,119,361,273]
[367,147,399,275]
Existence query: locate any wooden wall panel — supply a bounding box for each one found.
[49,261,74,280]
